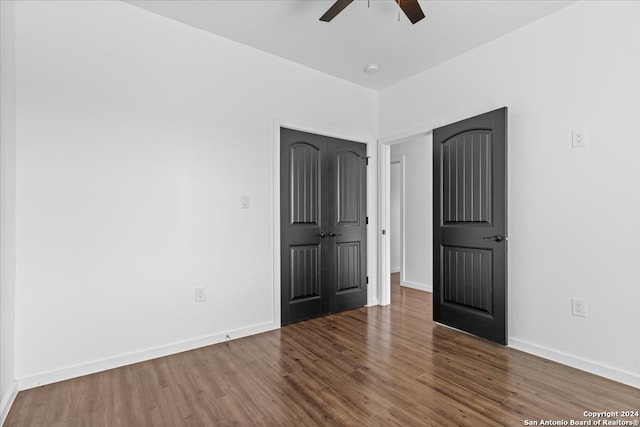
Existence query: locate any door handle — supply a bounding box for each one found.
[328,232,343,237]
[317,233,327,238]
[482,234,504,242]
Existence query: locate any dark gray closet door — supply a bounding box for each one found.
[433,108,508,345]
[281,129,367,324]
[327,138,368,313]
[281,129,328,323]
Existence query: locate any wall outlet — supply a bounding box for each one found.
[572,129,587,148]
[195,287,206,302]
[571,297,586,317]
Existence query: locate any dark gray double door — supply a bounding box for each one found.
[281,128,367,324]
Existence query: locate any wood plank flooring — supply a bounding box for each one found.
[6,274,639,426]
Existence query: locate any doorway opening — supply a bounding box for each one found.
[378,129,434,306]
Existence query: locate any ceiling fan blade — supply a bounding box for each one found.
[395,0,426,24]
[320,0,355,22]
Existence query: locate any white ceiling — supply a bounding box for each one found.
[125,0,575,91]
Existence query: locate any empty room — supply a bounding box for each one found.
[1,0,639,425]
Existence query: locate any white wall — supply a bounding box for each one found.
[14,0,377,387]
[380,1,640,387]
[0,0,18,422]
[389,161,401,273]
[390,137,432,291]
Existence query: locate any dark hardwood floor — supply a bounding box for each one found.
[6,274,639,426]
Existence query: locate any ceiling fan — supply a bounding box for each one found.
[320,0,426,24]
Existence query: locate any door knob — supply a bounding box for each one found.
[328,232,343,237]
[317,232,327,238]
[482,234,504,242]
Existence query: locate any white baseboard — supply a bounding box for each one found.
[1,379,19,426]
[509,338,640,389]
[18,321,279,391]
[401,279,432,292]
[390,267,401,274]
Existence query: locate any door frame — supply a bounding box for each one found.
[389,159,403,276]
[272,118,378,327]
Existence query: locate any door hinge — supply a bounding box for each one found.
[366,216,369,224]
[362,155,371,166]
[382,229,386,235]
[366,276,369,284]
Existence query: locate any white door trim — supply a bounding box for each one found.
[389,159,402,275]
[377,142,391,305]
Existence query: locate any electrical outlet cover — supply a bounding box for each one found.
[572,129,587,148]
[571,297,586,317]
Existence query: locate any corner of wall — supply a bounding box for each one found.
[401,280,432,293]
[0,0,18,422]
[0,380,18,425]
[18,320,279,391]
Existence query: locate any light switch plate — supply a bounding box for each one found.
[240,195,250,209]
[195,287,206,302]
